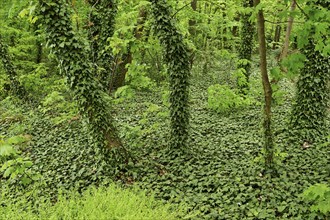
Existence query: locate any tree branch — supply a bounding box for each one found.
[171,2,191,18]
[293,0,309,18]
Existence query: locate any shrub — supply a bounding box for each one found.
[0,184,185,220]
[207,84,253,113]
[302,183,330,217]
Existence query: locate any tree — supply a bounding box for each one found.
[290,0,330,142]
[254,0,274,171]
[112,6,148,92]
[38,0,125,156]
[0,34,27,99]
[237,0,255,95]
[150,0,191,151]
[278,0,296,62]
[88,0,117,93]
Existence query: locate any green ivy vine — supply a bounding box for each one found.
[237,0,254,95]
[0,34,27,99]
[290,0,330,142]
[38,0,127,164]
[88,0,117,93]
[290,41,330,142]
[150,0,191,151]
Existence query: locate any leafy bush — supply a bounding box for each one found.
[0,135,37,185]
[0,185,186,220]
[207,84,253,113]
[302,183,330,217]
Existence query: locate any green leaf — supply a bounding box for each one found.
[0,144,16,156]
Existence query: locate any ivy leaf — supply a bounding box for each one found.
[3,166,15,178]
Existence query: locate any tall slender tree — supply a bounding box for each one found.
[278,0,296,62]
[254,0,274,171]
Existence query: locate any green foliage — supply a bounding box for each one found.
[302,184,330,216]
[126,60,156,90]
[295,0,330,56]
[0,135,37,186]
[0,34,27,99]
[39,91,78,125]
[290,40,330,142]
[125,78,329,219]
[150,0,191,150]
[207,84,254,113]
[88,0,117,91]
[290,0,330,142]
[1,0,330,219]
[237,0,254,94]
[0,184,186,220]
[281,53,306,79]
[38,0,126,157]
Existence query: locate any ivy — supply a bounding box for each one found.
[88,0,117,92]
[0,34,27,100]
[150,0,191,151]
[290,0,330,142]
[38,0,127,165]
[237,0,255,95]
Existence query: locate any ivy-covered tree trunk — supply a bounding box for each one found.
[150,0,191,151]
[290,42,330,142]
[0,34,27,99]
[88,0,117,93]
[290,0,330,142]
[38,0,124,153]
[237,0,254,95]
[254,0,274,172]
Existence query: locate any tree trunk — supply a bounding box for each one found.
[278,0,296,62]
[0,34,27,99]
[188,0,197,36]
[150,0,191,151]
[111,8,147,92]
[40,0,124,152]
[254,0,274,172]
[273,25,281,49]
[237,0,254,95]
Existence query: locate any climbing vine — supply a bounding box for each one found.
[88,0,117,93]
[290,0,330,142]
[237,0,254,95]
[150,0,191,151]
[38,0,125,160]
[290,43,330,142]
[0,34,27,99]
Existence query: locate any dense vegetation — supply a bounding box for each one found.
[1,0,329,219]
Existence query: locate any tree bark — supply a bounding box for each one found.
[278,0,296,62]
[188,0,197,36]
[254,0,274,172]
[111,8,147,91]
[273,25,281,49]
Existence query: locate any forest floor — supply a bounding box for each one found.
[1,63,329,219]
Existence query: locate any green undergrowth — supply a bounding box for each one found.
[0,184,186,220]
[1,67,329,219]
